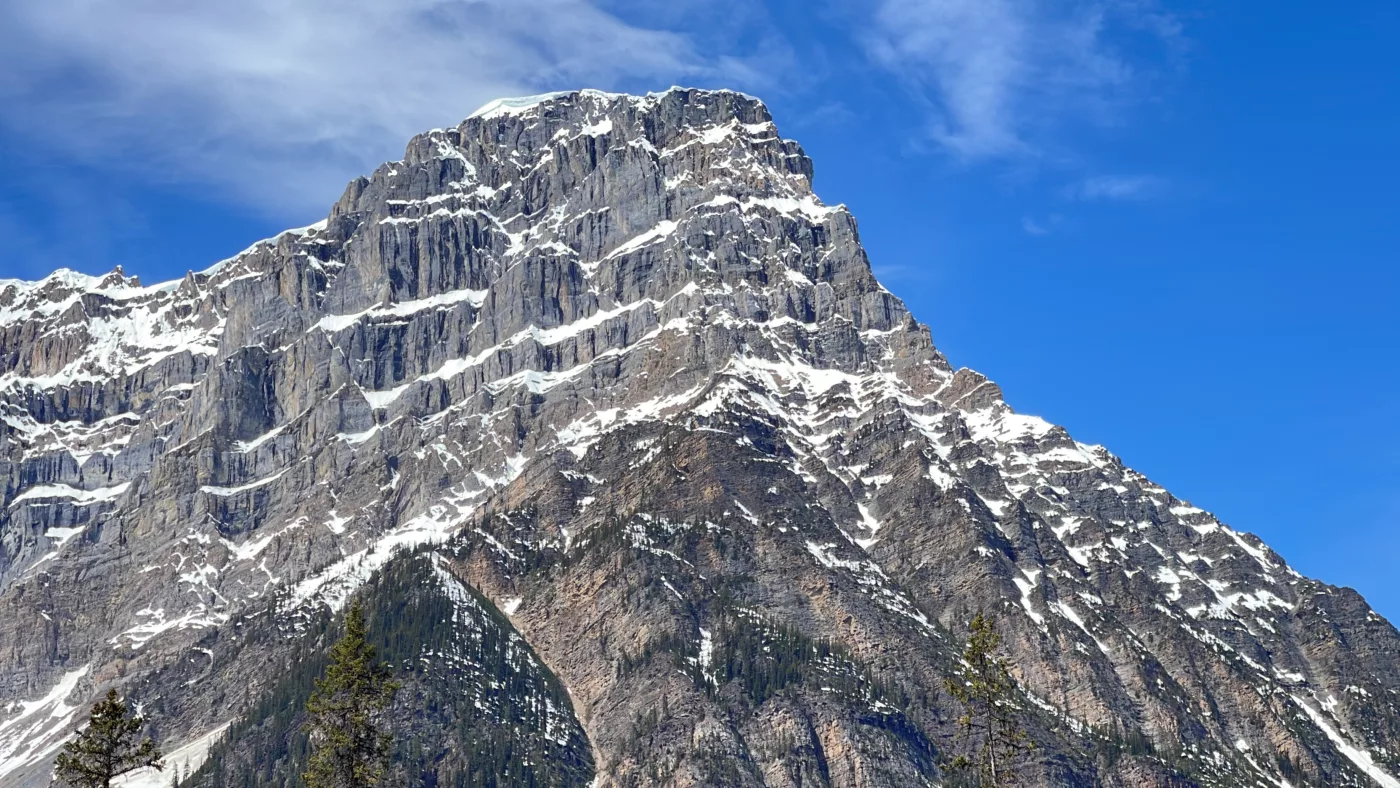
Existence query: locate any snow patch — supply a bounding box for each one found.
[469,92,574,119]
[11,482,130,506]
[0,664,91,780]
[200,469,287,497]
[1292,695,1400,788]
[1014,569,1045,627]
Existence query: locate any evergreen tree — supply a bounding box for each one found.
[53,689,163,788]
[945,613,1032,786]
[303,600,400,788]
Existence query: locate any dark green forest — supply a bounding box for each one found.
[184,551,593,788]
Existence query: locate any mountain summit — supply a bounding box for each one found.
[1,88,1397,787]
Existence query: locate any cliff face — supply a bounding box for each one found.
[2,88,1398,787]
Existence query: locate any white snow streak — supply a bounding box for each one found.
[1292,695,1400,788]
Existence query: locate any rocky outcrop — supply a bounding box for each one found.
[1,88,1398,787]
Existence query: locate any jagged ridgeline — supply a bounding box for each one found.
[182,549,593,787]
[3,88,1400,788]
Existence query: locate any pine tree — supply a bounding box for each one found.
[303,600,400,788]
[53,689,163,788]
[944,613,1032,786]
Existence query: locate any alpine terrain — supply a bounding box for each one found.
[1,88,1398,788]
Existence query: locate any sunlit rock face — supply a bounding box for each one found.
[2,88,1398,788]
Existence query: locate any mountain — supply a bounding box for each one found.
[1,87,1398,788]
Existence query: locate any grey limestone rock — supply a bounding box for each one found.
[1,88,1397,787]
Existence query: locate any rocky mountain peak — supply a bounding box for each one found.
[1,89,1398,788]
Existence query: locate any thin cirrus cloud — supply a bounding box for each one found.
[1022,217,1052,236]
[862,0,1183,161]
[0,0,747,215]
[1064,174,1163,201]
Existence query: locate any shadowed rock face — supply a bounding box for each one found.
[1,88,1398,788]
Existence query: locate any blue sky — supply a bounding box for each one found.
[1,1,1397,616]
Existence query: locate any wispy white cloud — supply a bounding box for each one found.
[0,0,754,215]
[863,0,1182,160]
[1020,213,1065,235]
[1064,174,1162,201]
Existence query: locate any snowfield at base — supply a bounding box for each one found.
[0,665,90,780]
[110,722,230,788]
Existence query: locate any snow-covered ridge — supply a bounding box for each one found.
[0,269,175,328]
[0,220,330,305]
[0,268,167,298]
[469,91,576,119]
[467,86,762,121]
[0,220,337,393]
[193,219,329,279]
